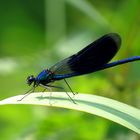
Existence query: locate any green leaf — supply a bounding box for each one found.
[0,92,140,134]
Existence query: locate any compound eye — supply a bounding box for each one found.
[27,75,35,85]
[29,75,33,80]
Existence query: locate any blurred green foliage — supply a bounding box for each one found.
[0,0,140,139]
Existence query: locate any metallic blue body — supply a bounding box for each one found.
[36,55,140,84]
[35,69,54,85]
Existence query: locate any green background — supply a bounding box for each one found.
[0,0,140,139]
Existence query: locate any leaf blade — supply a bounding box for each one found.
[0,92,140,134]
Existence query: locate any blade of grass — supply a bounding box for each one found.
[66,0,109,28]
[0,92,140,134]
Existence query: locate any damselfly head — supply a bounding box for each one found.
[27,75,35,86]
